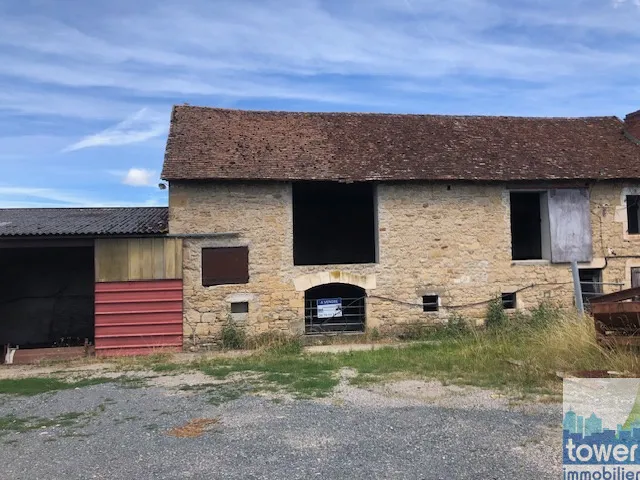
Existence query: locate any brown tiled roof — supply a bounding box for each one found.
[162,106,640,182]
[0,207,168,237]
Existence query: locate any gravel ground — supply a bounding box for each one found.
[0,373,562,479]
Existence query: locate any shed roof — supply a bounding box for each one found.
[0,207,168,237]
[162,106,640,182]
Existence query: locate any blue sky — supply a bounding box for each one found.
[1,0,640,207]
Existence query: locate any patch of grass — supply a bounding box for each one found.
[195,305,640,396]
[245,331,304,355]
[0,411,89,436]
[198,351,340,398]
[151,363,183,373]
[115,376,149,389]
[111,352,175,371]
[178,383,219,391]
[398,313,472,341]
[0,377,112,396]
[207,383,250,405]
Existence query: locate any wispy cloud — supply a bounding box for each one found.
[1,0,639,117]
[62,108,167,152]
[612,0,640,8]
[0,185,165,208]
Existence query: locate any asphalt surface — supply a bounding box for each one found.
[0,381,561,479]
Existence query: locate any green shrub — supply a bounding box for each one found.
[529,301,562,327]
[221,323,246,350]
[443,313,472,336]
[369,327,381,341]
[485,297,508,329]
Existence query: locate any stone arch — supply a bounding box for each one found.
[292,270,376,292]
[304,282,367,334]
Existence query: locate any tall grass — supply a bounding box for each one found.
[103,302,640,397]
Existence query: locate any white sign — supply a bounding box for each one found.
[317,298,342,318]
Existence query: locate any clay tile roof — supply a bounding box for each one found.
[161,105,640,182]
[0,207,168,237]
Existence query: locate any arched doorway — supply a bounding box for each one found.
[304,283,366,334]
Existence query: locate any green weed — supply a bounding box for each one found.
[0,377,112,396]
[221,323,246,349]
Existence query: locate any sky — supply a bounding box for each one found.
[1,0,640,208]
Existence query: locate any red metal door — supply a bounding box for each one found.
[94,280,183,356]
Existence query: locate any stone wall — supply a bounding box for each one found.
[169,181,640,347]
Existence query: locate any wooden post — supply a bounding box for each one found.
[572,261,584,315]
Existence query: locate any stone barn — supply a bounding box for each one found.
[161,106,640,348]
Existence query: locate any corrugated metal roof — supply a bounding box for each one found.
[0,207,168,237]
[162,105,640,182]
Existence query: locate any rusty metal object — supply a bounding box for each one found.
[94,280,183,357]
[10,346,94,365]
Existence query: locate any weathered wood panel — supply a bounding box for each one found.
[140,239,154,280]
[95,238,183,282]
[127,239,143,280]
[95,239,129,282]
[150,238,162,279]
[548,188,592,263]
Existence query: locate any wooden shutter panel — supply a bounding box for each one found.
[202,247,249,286]
[547,189,592,264]
[631,268,640,288]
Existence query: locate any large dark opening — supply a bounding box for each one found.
[510,192,543,260]
[293,182,376,265]
[0,247,95,348]
[304,283,366,334]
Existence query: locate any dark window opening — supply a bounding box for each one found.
[202,247,249,286]
[501,292,517,310]
[305,283,366,334]
[293,182,376,266]
[510,192,543,260]
[0,246,94,349]
[579,269,603,308]
[422,295,439,312]
[230,302,249,314]
[627,195,640,234]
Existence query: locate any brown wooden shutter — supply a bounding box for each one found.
[201,247,249,286]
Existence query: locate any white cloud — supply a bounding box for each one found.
[122,168,157,187]
[0,185,166,208]
[62,108,167,152]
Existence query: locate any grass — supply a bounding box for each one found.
[0,411,87,436]
[191,303,640,397]
[195,352,340,398]
[3,303,634,401]
[0,377,112,396]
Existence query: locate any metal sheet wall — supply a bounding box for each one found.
[94,279,183,356]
